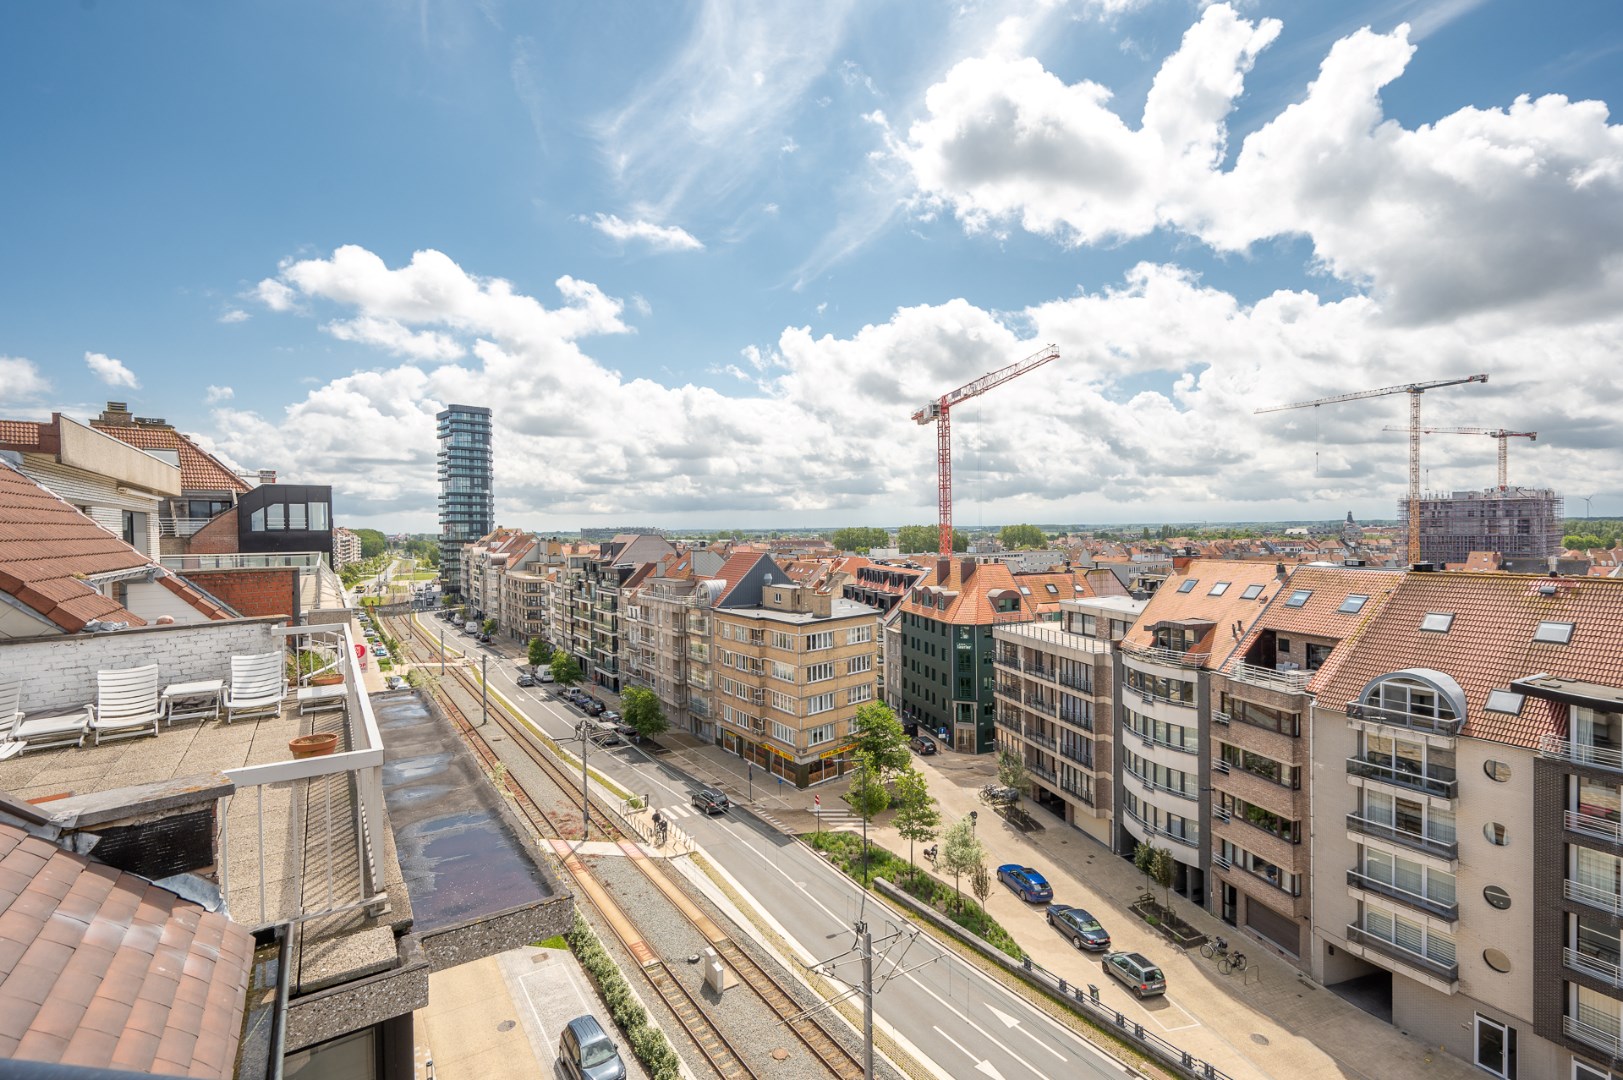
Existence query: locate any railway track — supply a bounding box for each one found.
[386,612,867,1080]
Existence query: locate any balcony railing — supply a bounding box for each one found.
[1059,779,1094,807]
[1121,640,1210,668]
[1058,707,1092,731]
[1346,870,1458,923]
[1059,744,1094,770]
[1346,813,1459,860]
[1542,734,1623,773]
[1028,761,1057,783]
[1024,696,1057,718]
[1230,662,1313,692]
[1345,701,1462,737]
[1567,810,1623,844]
[1345,756,1458,799]
[1567,879,1623,915]
[1058,673,1091,693]
[1345,925,1458,984]
[1566,947,1623,989]
[1212,709,1231,726]
[995,713,1024,736]
[1564,1015,1623,1057]
[1025,729,1057,752]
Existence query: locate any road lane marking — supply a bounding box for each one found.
[987,1004,1068,1061]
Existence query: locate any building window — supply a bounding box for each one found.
[1338,594,1369,614]
[806,662,835,683]
[1209,582,1230,596]
[1483,885,1512,910]
[806,631,834,651]
[849,683,873,704]
[1485,692,1524,716]
[1285,589,1312,607]
[1535,620,1575,644]
[1177,579,1199,594]
[771,661,795,683]
[847,624,872,644]
[771,721,796,745]
[808,692,836,715]
[1420,612,1455,632]
[771,630,794,650]
[808,723,835,746]
[848,654,872,674]
[1240,584,1264,600]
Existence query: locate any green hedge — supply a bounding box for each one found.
[564,911,683,1080]
[803,831,1025,960]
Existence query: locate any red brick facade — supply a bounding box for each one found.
[184,569,297,624]
[185,507,240,555]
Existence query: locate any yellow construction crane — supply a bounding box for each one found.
[1382,425,1536,491]
[1256,374,1489,565]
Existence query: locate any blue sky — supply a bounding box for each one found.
[3,1,1621,532]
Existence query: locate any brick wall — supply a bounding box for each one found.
[186,507,240,555]
[0,618,282,713]
[184,569,298,624]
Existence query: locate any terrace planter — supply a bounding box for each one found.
[308,674,343,687]
[289,733,339,759]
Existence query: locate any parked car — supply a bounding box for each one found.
[1102,951,1166,998]
[909,735,937,755]
[478,633,493,643]
[996,864,1053,903]
[1046,904,1110,951]
[581,698,606,717]
[516,673,535,687]
[538,669,555,683]
[557,1014,626,1080]
[384,675,407,691]
[692,788,731,814]
[370,645,387,657]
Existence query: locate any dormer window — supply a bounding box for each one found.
[1420,612,1454,633]
[1534,621,1574,644]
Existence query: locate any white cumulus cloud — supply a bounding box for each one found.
[85,351,140,389]
[219,309,250,324]
[205,385,234,404]
[0,357,50,402]
[588,214,705,252]
[324,316,467,361]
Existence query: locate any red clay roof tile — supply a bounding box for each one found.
[86,423,250,494]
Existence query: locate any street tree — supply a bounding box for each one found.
[891,767,940,882]
[940,818,984,912]
[1133,840,1157,897]
[850,701,910,779]
[996,747,1027,794]
[843,756,891,874]
[481,617,497,636]
[620,686,668,740]
[998,523,1046,549]
[1151,846,1176,914]
[970,860,992,910]
[550,653,583,689]
[528,638,552,668]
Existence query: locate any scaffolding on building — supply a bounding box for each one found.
[1400,487,1564,567]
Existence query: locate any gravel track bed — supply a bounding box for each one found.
[585,853,858,1080]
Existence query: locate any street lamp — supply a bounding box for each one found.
[574,720,592,839]
[969,809,978,836]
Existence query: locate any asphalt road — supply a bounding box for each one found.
[419,617,1131,1080]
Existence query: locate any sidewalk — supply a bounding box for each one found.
[776,750,1479,1080]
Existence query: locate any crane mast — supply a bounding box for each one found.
[913,344,1059,558]
[1384,426,1537,490]
[1257,373,1488,566]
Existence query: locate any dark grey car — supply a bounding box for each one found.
[558,1015,625,1080]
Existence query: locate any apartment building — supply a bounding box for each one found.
[463,528,528,622]
[898,557,1128,753]
[1209,565,1402,966]
[993,595,1144,846]
[706,557,880,787]
[435,404,492,599]
[1310,571,1623,1080]
[1114,560,1287,907]
[333,525,363,568]
[624,548,727,739]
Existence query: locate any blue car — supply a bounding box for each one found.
[996,864,1053,903]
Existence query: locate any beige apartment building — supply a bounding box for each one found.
[993,595,1143,846]
[624,548,727,739]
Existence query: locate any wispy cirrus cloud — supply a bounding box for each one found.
[85,351,140,388]
[587,213,704,252]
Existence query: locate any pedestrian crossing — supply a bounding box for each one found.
[656,799,865,831]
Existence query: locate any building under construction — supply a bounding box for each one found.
[1402,487,1564,567]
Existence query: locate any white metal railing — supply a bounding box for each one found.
[1565,1015,1623,1056]
[1231,663,1312,692]
[162,551,328,572]
[1542,734,1623,772]
[218,623,386,928]
[1566,947,1623,988]
[1567,879,1623,915]
[1567,809,1623,843]
[1121,640,1210,668]
[992,621,1111,653]
[159,515,229,538]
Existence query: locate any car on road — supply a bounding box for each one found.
[557,1014,625,1080]
[370,645,387,657]
[384,675,407,691]
[478,633,493,643]
[1046,904,1110,951]
[996,864,1053,903]
[909,735,937,755]
[1102,951,1166,998]
[581,698,606,717]
[538,669,555,683]
[692,788,731,814]
[516,673,535,687]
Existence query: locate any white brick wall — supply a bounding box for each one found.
[0,618,282,714]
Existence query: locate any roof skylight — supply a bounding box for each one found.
[1485,689,1525,715]
[1209,582,1231,596]
[1285,589,1312,607]
[1338,595,1370,614]
[1241,584,1265,600]
[1534,620,1575,644]
[1177,579,1198,594]
[1420,612,1455,633]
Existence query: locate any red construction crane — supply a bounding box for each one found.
[912,344,1060,558]
[1382,425,1536,491]
[1256,373,1488,566]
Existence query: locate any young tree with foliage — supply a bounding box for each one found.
[831,526,891,553]
[528,638,552,668]
[481,617,498,636]
[940,818,984,912]
[1133,840,1157,897]
[550,653,583,688]
[850,701,911,779]
[996,748,1027,794]
[970,860,993,909]
[896,524,968,554]
[997,523,1047,550]
[620,686,669,740]
[843,756,891,873]
[891,767,940,881]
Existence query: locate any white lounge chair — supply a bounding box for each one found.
[89,665,165,745]
[8,708,91,756]
[224,653,286,724]
[0,676,20,740]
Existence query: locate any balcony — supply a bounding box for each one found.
[1121,640,1209,669]
[1567,810,1623,844]
[1567,879,1623,916]
[1028,760,1058,784]
[1542,734,1623,773]
[1566,947,1623,989]
[1057,707,1092,731]
[1346,870,1458,923]
[1024,695,1057,718]
[1025,729,1057,752]
[1345,756,1457,799]
[1345,700,1462,738]
[1058,743,1095,770]
[1346,813,1459,861]
[1565,1015,1623,1058]
[1058,672,1091,693]
[1059,779,1095,807]
[1230,662,1313,692]
[995,713,1024,737]
[1345,925,1458,984]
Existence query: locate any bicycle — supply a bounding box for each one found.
[1199,935,1229,961]
[1219,950,1249,976]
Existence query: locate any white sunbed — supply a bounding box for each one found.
[224,653,287,724]
[89,665,165,745]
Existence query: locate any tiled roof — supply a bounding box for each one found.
[897,559,1125,626]
[1313,573,1623,749]
[1122,559,1290,664]
[0,823,254,1077]
[86,423,250,494]
[709,552,780,605]
[1225,566,1402,677]
[0,421,49,450]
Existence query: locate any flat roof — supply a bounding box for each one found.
[723,597,879,625]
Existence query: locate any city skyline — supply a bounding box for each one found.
[3,2,1621,533]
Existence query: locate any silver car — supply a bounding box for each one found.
[1103,951,1167,998]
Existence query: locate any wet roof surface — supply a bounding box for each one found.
[372,691,555,933]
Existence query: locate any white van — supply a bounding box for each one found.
[538,668,555,683]
[464,620,479,633]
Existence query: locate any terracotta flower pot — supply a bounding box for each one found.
[290,733,340,760]
[309,674,344,687]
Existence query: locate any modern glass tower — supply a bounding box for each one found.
[436,404,493,600]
